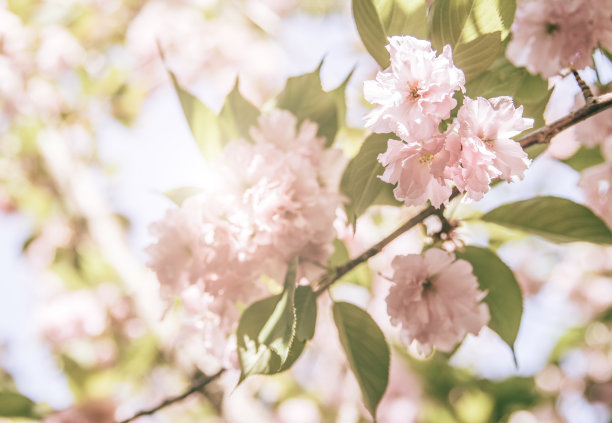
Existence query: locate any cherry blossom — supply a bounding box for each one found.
[453,96,533,200]
[579,162,612,229]
[364,35,465,141]
[386,248,489,354]
[506,0,612,78]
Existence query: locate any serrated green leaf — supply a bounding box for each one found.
[482,196,612,244]
[164,186,204,206]
[352,0,391,68]
[456,246,523,352]
[333,302,390,419]
[0,392,37,418]
[276,63,342,147]
[238,258,299,381]
[218,79,260,142]
[169,72,223,160]
[374,0,429,39]
[341,133,393,227]
[562,146,605,172]
[277,285,318,372]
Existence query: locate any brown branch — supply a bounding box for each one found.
[570,68,595,104]
[116,369,224,423]
[519,92,612,149]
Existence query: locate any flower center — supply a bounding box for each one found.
[545,22,560,34]
[419,153,434,166]
[406,82,420,102]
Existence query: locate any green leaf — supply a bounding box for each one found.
[352,0,391,68]
[168,72,223,160]
[0,392,37,418]
[333,301,390,419]
[482,196,612,244]
[430,0,514,80]
[330,69,355,136]
[218,79,260,142]
[562,146,605,171]
[455,246,523,352]
[374,0,429,39]
[237,258,300,381]
[276,63,343,147]
[164,186,204,205]
[466,55,551,129]
[453,31,502,81]
[341,133,393,227]
[278,285,318,371]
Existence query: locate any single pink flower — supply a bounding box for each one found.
[386,248,490,354]
[378,134,454,208]
[453,96,533,200]
[506,0,602,78]
[364,35,465,141]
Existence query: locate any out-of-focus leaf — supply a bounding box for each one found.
[276,63,343,147]
[562,146,605,171]
[333,301,389,419]
[482,196,612,244]
[169,72,223,160]
[164,187,204,206]
[352,0,391,68]
[218,79,260,142]
[374,0,429,39]
[341,133,392,227]
[0,392,38,418]
[238,258,299,381]
[456,246,523,352]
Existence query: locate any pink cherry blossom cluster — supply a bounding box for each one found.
[147,109,342,365]
[365,36,534,208]
[385,248,490,354]
[507,0,612,78]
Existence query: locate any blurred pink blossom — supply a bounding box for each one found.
[386,248,489,354]
[579,162,612,228]
[506,0,612,78]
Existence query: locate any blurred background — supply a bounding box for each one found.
[2,0,612,422]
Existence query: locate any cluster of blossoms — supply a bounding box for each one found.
[386,248,490,353]
[147,109,342,365]
[507,0,612,78]
[365,35,533,208]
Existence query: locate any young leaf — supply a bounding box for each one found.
[168,72,223,160]
[0,392,38,418]
[482,196,612,244]
[237,258,299,381]
[276,63,342,147]
[562,146,605,172]
[218,79,260,142]
[333,301,390,419]
[455,246,523,352]
[341,133,393,227]
[352,0,391,69]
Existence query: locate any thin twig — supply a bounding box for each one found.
[117,369,224,423]
[520,92,612,149]
[570,68,595,104]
